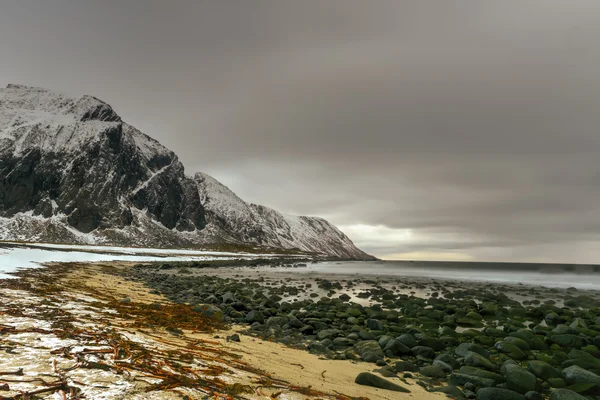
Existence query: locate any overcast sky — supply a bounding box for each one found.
[1,1,600,263]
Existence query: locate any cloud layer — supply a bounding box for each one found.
[1,1,599,262]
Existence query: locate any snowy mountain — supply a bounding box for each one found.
[0,84,372,259]
[195,173,372,259]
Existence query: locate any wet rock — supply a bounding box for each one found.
[354,372,410,392]
[383,339,411,357]
[547,378,566,388]
[476,387,525,400]
[245,310,265,324]
[459,366,504,385]
[570,318,587,330]
[435,353,460,370]
[527,360,561,381]
[397,334,418,348]
[308,342,328,355]
[524,391,543,400]
[411,346,435,359]
[358,330,375,340]
[317,329,342,341]
[564,349,600,371]
[549,389,589,400]
[226,333,241,342]
[503,336,531,351]
[354,340,384,363]
[378,335,394,348]
[338,293,351,301]
[545,312,561,326]
[420,365,446,378]
[464,351,497,371]
[553,325,570,335]
[495,341,527,360]
[455,342,489,358]
[192,304,224,322]
[394,360,418,372]
[484,327,506,338]
[549,334,584,349]
[503,363,537,394]
[365,319,384,330]
[449,373,495,388]
[433,359,453,373]
[417,335,446,351]
[431,385,466,400]
[561,365,600,386]
[221,292,236,304]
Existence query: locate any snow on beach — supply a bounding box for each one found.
[0,241,290,279]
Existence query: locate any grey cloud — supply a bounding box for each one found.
[1,1,599,261]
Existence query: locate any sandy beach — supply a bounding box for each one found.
[0,261,444,399]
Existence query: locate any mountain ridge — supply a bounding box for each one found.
[0,84,374,260]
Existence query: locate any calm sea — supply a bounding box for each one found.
[299,260,600,290]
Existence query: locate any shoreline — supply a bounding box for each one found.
[3,258,600,399]
[125,260,600,399]
[0,261,442,399]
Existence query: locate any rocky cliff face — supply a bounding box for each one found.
[195,173,373,259]
[0,84,373,259]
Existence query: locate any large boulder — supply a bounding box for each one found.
[503,336,531,351]
[565,349,600,371]
[383,339,411,356]
[354,340,384,363]
[411,345,435,359]
[317,329,342,340]
[397,333,418,348]
[455,342,489,358]
[549,389,590,400]
[431,385,466,400]
[495,341,527,360]
[545,312,562,326]
[420,365,447,378]
[354,372,410,392]
[464,351,497,371]
[561,365,600,386]
[435,353,461,370]
[245,309,265,324]
[459,366,504,385]
[365,319,384,330]
[549,334,584,349]
[503,364,537,394]
[449,373,495,388]
[527,360,561,381]
[433,359,454,373]
[192,304,223,322]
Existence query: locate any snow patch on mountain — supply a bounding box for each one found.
[194,172,373,259]
[0,84,373,259]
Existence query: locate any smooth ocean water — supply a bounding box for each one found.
[299,260,600,290]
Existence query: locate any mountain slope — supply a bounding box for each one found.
[0,84,373,259]
[195,173,373,259]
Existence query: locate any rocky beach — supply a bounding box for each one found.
[3,255,600,399]
[0,256,443,400]
[125,260,600,400]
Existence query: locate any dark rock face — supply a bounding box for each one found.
[0,85,205,242]
[0,122,205,236]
